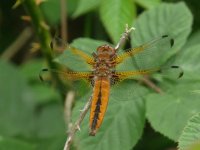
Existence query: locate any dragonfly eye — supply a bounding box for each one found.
[97,45,115,55]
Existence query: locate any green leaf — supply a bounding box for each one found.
[20,59,44,82]
[146,82,200,141]
[135,0,161,9]
[0,137,35,150]
[131,2,193,62]
[175,44,200,80]
[36,136,66,150]
[73,0,101,18]
[40,0,79,25]
[72,81,146,150]
[178,112,200,150]
[31,84,61,105]
[0,61,36,137]
[55,38,109,71]
[36,103,65,138]
[100,0,136,44]
[40,0,61,25]
[68,0,80,17]
[184,31,200,49]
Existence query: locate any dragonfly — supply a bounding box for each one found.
[40,35,183,136]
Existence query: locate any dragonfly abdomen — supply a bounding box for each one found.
[89,77,110,136]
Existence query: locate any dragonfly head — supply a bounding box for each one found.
[97,45,116,56]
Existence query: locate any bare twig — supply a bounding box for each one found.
[64,91,75,130]
[115,24,135,51]
[1,27,32,60]
[61,0,67,42]
[63,96,92,150]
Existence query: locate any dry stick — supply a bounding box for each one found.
[1,27,32,60]
[61,0,67,42]
[63,25,135,150]
[64,91,75,130]
[115,24,135,50]
[64,96,92,150]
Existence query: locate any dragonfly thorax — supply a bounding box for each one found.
[93,45,117,77]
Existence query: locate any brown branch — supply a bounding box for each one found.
[61,0,67,42]
[1,27,32,60]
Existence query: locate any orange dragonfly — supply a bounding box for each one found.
[40,35,183,136]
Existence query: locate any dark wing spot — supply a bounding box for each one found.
[178,71,184,78]
[171,66,184,79]
[170,39,174,47]
[162,35,168,38]
[39,68,49,81]
[171,65,179,68]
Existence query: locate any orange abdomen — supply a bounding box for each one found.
[89,77,110,136]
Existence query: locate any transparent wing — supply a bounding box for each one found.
[51,37,95,71]
[112,65,183,84]
[39,68,93,83]
[116,35,174,70]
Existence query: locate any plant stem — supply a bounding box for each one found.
[23,0,65,90]
[23,0,52,63]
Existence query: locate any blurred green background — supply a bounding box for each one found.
[0,0,200,150]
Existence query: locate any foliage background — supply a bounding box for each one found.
[0,0,200,150]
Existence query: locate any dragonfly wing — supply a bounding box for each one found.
[113,65,183,84]
[112,68,160,83]
[51,37,95,71]
[39,68,93,82]
[116,35,174,70]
